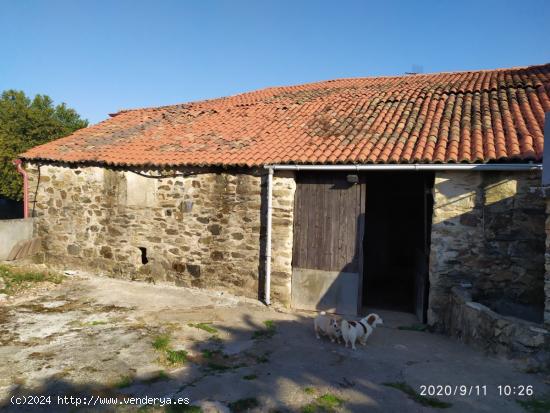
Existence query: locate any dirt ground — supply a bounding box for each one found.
[1,268,549,413]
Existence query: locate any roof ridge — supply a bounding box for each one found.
[108,62,550,117]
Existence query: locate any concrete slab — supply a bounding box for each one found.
[0,269,548,412]
[292,268,359,315]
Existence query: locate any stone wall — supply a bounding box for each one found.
[429,170,546,328]
[446,287,550,369]
[545,198,550,325]
[26,163,295,305]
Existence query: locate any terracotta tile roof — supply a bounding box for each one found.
[21,63,550,167]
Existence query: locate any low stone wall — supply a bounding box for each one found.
[545,198,550,325]
[446,287,550,369]
[26,163,295,305]
[429,170,546,328]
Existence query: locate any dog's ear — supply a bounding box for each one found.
[367,315,376,325]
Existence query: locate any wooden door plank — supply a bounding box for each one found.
[292,172,364,272]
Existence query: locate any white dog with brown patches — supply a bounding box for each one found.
[313,312,342,343]
[341,313,383,350]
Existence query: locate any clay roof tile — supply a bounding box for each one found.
[20,63,550,166]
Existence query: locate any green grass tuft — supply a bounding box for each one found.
[252,320,277,339]
[89,320,108,326]
[152,334,171,351]
[152,334,188,366]
[80,320,108,327]
[114,375,134,388]
[228,397,260,413]
[142,370,170,383]
[304,387,316,395]
[243,374,258,381]
[382,382,452,408]
[166,349,188,365]
[0,264,64,295]
[516,395,550,413]
[164,405,202,413]
[206,362,231,372]
[201,349,223,359]
[254,352,271,364]
[302,393,344,413]
[188,322,218,334]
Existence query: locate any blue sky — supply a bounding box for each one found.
[1,0,549,124]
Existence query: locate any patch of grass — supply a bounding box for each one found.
[252,320,277,340]
[164,405,202,413]
[152,334,188,366]
[211,335,223,342]
[516,395,550,413]
[152,334,171,351]
[304,387,316,395]
[201,349,223,359]
[188,322,218,334]
[89,320,108,326]
[195,348,245,373]
[78,320,108,327]
[382,382,452,409]
[228,397,260,413]
[243,374,258,381]
[142,370,170,383]
[114,375,134,388]
[166,349,188,365]
[206,362,231,372]
[397,324,428,332]
[0,264,64,295]
[246,351,271,363]
[302,393,344,413]
[254,352,271,364]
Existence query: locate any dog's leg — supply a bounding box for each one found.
[350,331,357,350]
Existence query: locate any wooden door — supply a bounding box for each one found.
[291,172,365,315]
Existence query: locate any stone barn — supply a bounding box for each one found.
[18,63,550,358]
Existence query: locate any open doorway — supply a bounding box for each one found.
[362,172,434,320]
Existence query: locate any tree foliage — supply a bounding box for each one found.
[0,90,88,200]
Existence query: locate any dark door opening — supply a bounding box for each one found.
[362,172,433,319]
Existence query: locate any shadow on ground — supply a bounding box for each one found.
[1,275,549,412]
